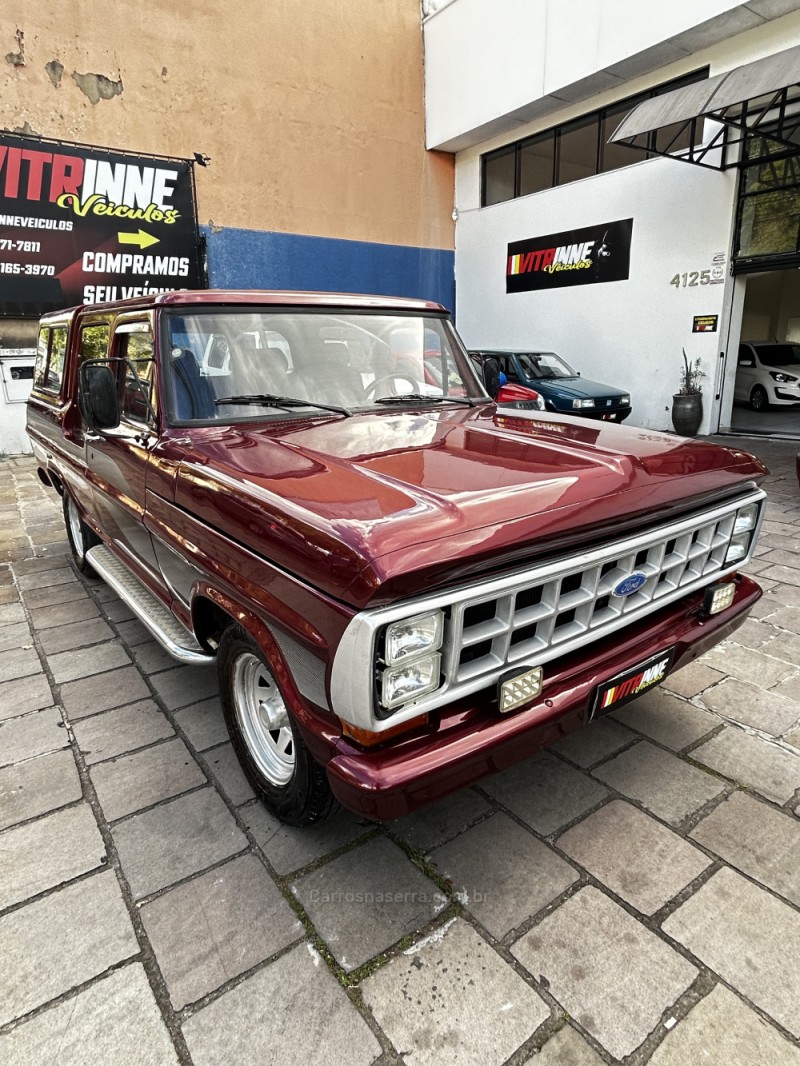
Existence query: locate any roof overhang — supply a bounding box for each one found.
[610,43,800,169]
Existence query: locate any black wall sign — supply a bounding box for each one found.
[692,314,718,333]
[506,218,633,294]
[0,133,204,316]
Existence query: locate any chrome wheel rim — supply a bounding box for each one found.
[232,653,294,786]
[66,497,85,562]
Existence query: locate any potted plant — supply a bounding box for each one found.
[671,349,705,436]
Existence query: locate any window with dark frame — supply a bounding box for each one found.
[481,68,709,206]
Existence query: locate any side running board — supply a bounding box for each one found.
[86,545,215,666]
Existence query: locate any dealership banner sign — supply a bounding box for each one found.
[506,218,633,294]
[0,133,203,315]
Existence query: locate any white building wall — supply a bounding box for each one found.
[439,3,800,432]
[423,0,780,150]
[454,158,738,433]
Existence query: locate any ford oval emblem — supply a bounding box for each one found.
[611,571,647,598]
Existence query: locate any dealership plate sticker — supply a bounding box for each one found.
[592,648,674,719]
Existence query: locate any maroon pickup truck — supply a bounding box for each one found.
[27,290,767,824]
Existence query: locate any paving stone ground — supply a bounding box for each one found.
[1,437,799,1065]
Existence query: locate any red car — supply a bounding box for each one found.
[28,290,766,824]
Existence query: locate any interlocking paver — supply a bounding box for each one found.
[0,646,41,683]
[690,789,800,905]
[112,787,248,899]
[691,725,800,803]
[557,800,711,914]
[0,674,53,721]
[0,965,180,1066]
[703,640,795,689]
[22,581,85,611]
[364,919,549,1066]
[523,1025,606,1066]
[663,867,800,1038]
[132,640,181,675]
[0,706,66,766]
[0,802,106,909]
[183,943,381,1066]
[203,742,256,805]
[173,696,228,750]
[647,983,800,1066]
[47,640,131,684]
[612,687,719,750]
[60,665,150,719]
[141,853,301,1009]
[0,621,31,653]
[89,736,206,821]
[663,662,725,698]
[0,748,82,831]
[291,836,446,971]
[149,664,218,710]
[513,887,697,1059]
[429,811,578,937]
[0,870,138,1026]
[72,699,174,764]
[37,616,115,655]
[242,802,371,875]
[390,787,492,851]
[28,596,100,630]
[698,677,800,735]
[481,750,608,835]
[550,716,635,768]
[591,740,725,825]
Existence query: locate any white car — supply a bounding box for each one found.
[735,342,800,411]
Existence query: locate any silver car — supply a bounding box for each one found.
[735,342,800,411]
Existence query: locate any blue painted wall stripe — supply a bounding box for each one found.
[202,225,455,312]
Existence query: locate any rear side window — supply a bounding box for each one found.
[79,324,111,362]
[33,326,68,393]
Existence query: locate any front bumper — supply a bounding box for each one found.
[324,574,760,820]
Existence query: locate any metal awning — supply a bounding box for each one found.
[610,43,800,169]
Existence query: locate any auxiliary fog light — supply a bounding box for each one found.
[385,611,443,665]
[381,654,441,710]
[498,665,544,713]
[703,581,736,616]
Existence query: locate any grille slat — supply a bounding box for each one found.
[453,496,763,685]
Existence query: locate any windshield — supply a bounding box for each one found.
[161,309,482,422]
[516,352,576,379]
[754,344,800,368]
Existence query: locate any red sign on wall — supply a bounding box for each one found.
[0,133,204,316]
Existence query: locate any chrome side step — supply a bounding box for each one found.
[86,545,215,666]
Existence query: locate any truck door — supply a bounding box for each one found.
[83,316,163,586]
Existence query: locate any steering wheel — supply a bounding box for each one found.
[363,373,418,400]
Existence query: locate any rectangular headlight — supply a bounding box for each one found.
[573,398,595,409]
[385,610,443,665]
[725,533,750,563]
[733,504,758,535]
[381,653,441,709]
[621,395,630,405]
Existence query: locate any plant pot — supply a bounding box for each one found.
[671,392,703,436]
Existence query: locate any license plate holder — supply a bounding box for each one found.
[591,647,675,720]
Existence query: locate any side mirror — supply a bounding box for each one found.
[80,363,120,430]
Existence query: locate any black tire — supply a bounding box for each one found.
[217,625,336,826]
[750,385,769,412]
[63,492,99,574]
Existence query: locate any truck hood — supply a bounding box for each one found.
[173,407,766,608]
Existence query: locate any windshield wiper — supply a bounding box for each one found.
[374,393,474,407]
[214,394,351,416]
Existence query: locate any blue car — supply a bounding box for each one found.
[469,349,632,422]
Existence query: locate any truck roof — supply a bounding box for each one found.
[37,289,449,324]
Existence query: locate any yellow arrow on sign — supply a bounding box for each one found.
[117,229,159,249]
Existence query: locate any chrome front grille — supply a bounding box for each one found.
[451,507,741,683]
[330,486,766,733]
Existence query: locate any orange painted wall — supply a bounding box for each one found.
[1,0,454,251]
